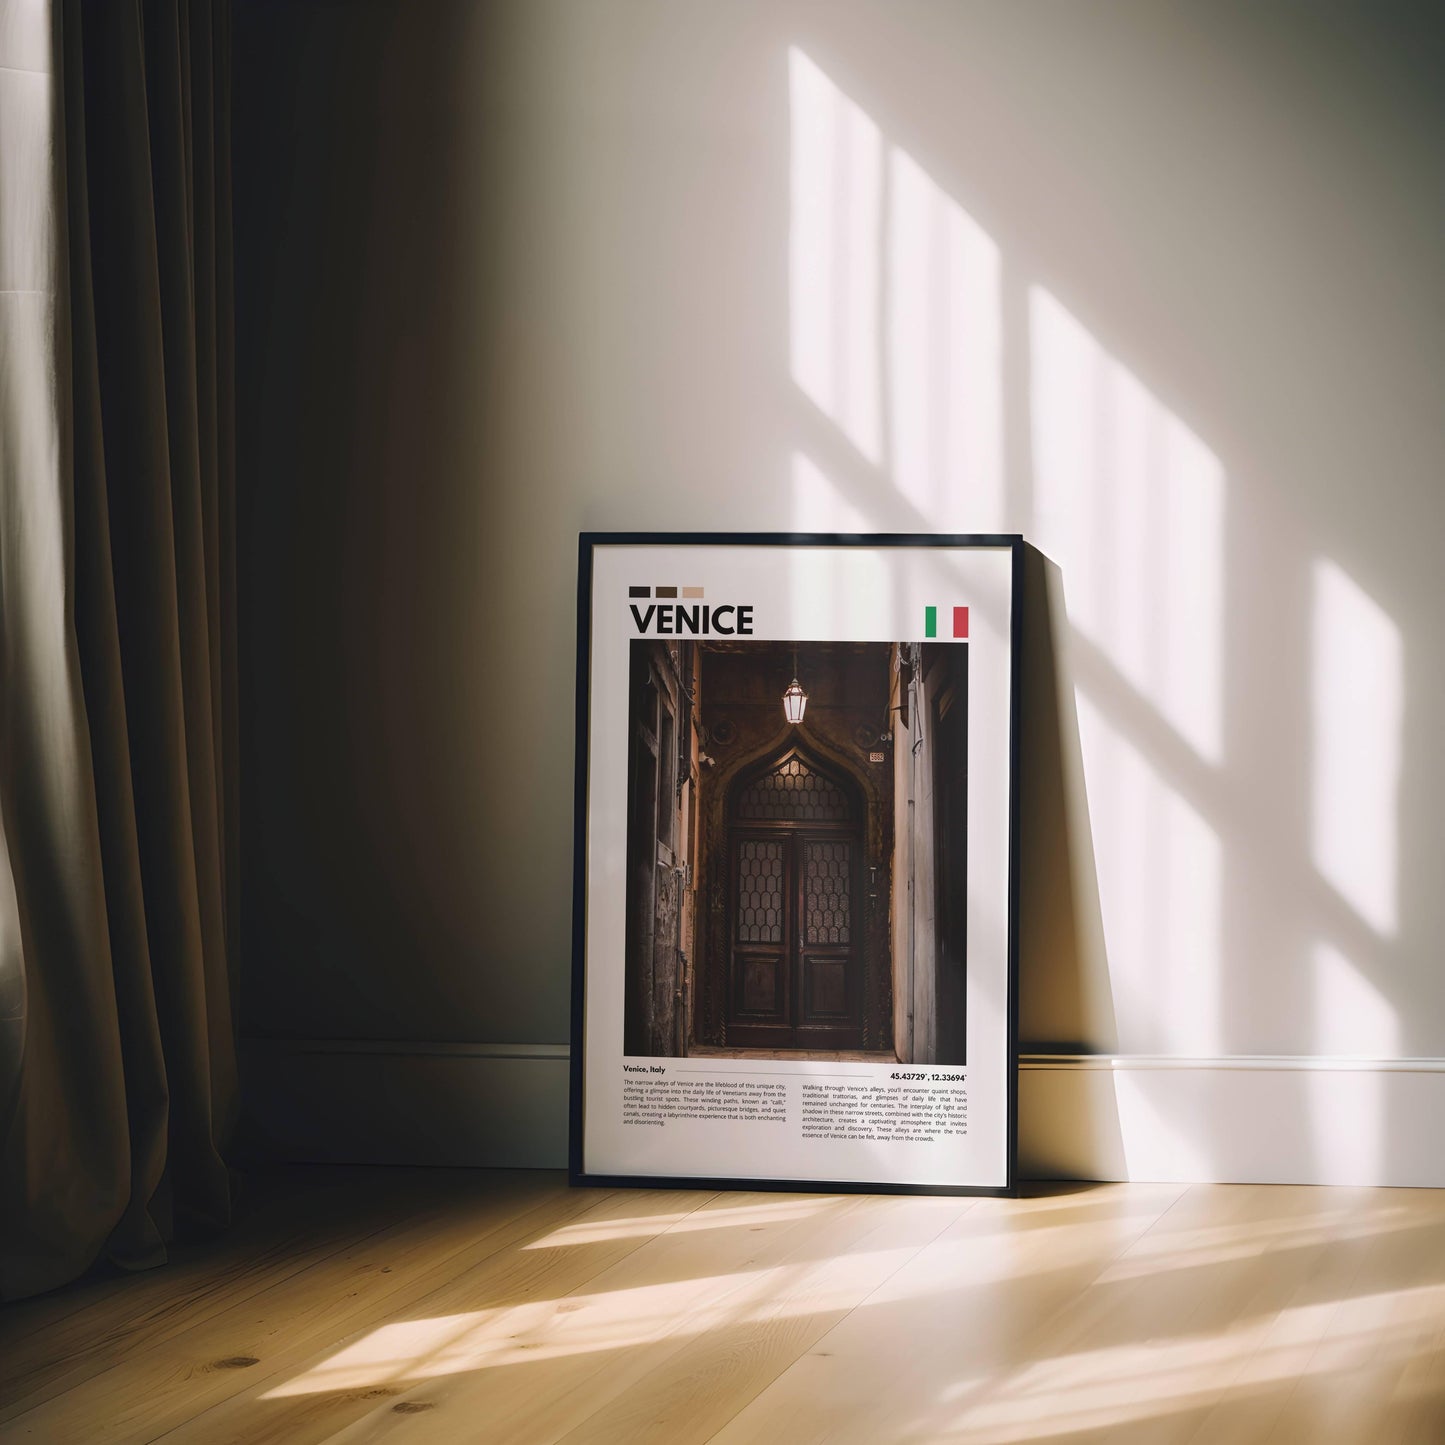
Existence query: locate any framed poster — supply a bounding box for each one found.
[570,533,1022,1196]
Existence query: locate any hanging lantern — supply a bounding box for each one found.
[782,676,808,725]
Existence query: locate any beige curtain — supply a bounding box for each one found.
[0,0,238,1301]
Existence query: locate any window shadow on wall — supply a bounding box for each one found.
[781,8,1424,1185]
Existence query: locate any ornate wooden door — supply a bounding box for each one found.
[726,754,863,1050]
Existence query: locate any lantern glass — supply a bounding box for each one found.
[782,677,808,725]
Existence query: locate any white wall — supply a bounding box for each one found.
[235,0,1445,1184]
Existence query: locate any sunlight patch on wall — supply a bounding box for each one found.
[789,48,1006,534]
[791,450,872,532]
[886,149,1003,530]
[1031,288,1225,765]
[1310,559,1403,938]
[1311,941,1399,1057]
[1305,1066,1388,1187]
[788,452,891,635]
[789,48,881,462]
[1076,691,1222,1055]
[1306,941,1397,1182]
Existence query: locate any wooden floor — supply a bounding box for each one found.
[2,1169,1444,1443]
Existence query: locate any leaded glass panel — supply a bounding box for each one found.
[736,839,783,943]
[804,839,852,944]
[737,757,851,822]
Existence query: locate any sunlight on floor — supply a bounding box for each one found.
[523,1197,828,1249]
[259,1269,784,1396]
[263,1242,934,1398]
[1095,1200,1418,1283]
[927,1280,1445,1443]
[245,1181,1445,1443]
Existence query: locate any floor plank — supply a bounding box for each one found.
[551,1192,972,1445]
[1,1172,568,1439]
[2,1171,1443,1444]
[0,1168,487,1415]
[155,1188,712,1445]
[707,1182,1189,1445]
[313,1190,917,1444]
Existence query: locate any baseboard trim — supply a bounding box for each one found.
[238,1041,1445,1186]
[243,1037,571,1061]
[1021,1052,1445,1074]
[1018,1053,1445,1187]
[237,1036,571,1168]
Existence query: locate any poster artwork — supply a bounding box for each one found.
[572,535,1020,1195]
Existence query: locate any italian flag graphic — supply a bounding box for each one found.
[924,605,969,640]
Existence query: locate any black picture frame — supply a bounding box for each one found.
[570,532,1023,1197]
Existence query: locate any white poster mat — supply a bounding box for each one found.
[578,540,1016,1190]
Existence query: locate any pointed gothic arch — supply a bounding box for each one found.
[715,742,869,1049]
[727,743,862,828]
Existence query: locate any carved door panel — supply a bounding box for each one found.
[725,755,863,1050]
[797,835,856,1038]
[729,835,790,1034]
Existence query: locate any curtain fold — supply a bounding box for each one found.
[0,0,237,1301]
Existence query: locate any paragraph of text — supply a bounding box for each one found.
[623,1077,788,1127]
[799,1081,967,1143]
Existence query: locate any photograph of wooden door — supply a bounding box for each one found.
[726,752,865,1050]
